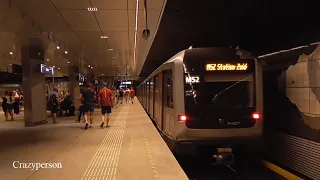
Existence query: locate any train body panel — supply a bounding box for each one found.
[137,47,263,154]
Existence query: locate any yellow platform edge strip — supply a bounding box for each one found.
[262,160,303,180]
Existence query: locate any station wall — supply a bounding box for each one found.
[263,46,320,180]
[278,45,320,142]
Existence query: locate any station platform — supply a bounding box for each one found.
[0,99,188,180]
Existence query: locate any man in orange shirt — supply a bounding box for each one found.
[98,82,113,128]
[130,87,135,104]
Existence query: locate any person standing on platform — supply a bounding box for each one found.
[130,87,135,104]
[77,91,85,122]
[82,83,95,130]
[124,88,130,104]
[13,91,20,115]
[119,88,124,104]
[98,82,113,128]
[50,88,60,124]
[1,92,8,121]
[6,92,15,121]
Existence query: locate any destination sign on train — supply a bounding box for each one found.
[185,75,200,84]
[205,63,248,71]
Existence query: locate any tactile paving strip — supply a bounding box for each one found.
[81,107,129,180]
[142,128,159,179]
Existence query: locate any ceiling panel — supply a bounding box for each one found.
[51,0,90,10]
[0,6,34,33]
[77,31,102,44]
[23,10,71,32]
[0,1,13,21]
[54,32,80,48]
[103,31,128,49]
[13,0,55,10]
[0,23,12,32]
[91,0,127,9]
[98,26,128,32]
[60,10,99,31]
[95,10,128,29]
[128,0,164,10]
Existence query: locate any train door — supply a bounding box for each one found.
[143,83,147,108]
[150,78,154,118]
[141,84,144,107]
[147,80,150,113]
[142,83,145,108]
[154,73,163,128]
[162,70,174,133]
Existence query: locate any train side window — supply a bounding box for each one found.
[163,70,174,108]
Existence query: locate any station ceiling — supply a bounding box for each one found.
[0,0,165,77]
[140,0,320,78]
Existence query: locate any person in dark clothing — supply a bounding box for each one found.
[6,92,15,121]
[59,95,74,116]
[13,91,20,115]
[2,92,9,120]
[119,88,124,104]
[77,91,85,122]
[50,88,60,123]
[82,83,95,130]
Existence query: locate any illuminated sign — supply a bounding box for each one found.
[121,81,132,85]
[40,64,54,75]
[185,76,200,84]
[1,84,20,88]
[206,63,248,71]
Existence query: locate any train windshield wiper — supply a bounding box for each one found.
[211,75,252,103]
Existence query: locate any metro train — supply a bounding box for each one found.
[137,47,263,158]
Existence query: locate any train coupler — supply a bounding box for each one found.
[212,148,234,165]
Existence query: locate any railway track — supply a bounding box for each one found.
[175,153,281,180]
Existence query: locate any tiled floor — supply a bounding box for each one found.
[0,99,188,180]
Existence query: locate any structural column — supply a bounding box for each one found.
[21,37,47,127]
[68,64,80,109]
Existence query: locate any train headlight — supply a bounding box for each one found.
[252,113,260,120]
[178,115,187,122]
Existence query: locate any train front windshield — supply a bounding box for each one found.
[186,75,253,106]
[184,61,256,129]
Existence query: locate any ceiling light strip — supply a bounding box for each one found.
[133,0,139,75]
[87,7,98,12]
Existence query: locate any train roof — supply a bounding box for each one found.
[163,47,254,64]
[140,47,254,85]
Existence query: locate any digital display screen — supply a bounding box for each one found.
[205,63,248,71]
[40,64,54,75]
[185,75,200,84]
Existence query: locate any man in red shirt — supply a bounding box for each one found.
[98,82,113,128]
[130,87,135,104]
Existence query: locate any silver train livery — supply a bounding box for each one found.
[137,47,263,157]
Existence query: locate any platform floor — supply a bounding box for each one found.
[0,99,188,180]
